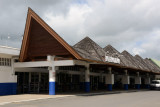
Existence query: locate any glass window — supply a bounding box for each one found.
[9,59,11,66]
[5,58,7,66]
[2,58,4,66]
[151,81,160,84]
[0,58,11,66]
[7,59,9,66]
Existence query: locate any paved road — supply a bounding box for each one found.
[1,91,160,107]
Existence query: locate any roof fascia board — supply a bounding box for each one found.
[19,9,32,62]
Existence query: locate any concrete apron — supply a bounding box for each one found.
[0,89,149,105]
[0,94,73,105]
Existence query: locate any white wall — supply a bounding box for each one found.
[0,46,19,56]
[0,66,17,83]
[0,49,18,83]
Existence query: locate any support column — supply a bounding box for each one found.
[145,73,150,89]
[122,70,130,90]
[105,67,114,91]
[11,58,17,95]
[48,55,56,95]
[135,72,141,89]
[80,71,84,90]
[85,64,90,92]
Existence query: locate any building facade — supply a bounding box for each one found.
[0,46,19,95]
[0,8,160,96]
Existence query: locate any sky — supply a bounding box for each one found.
[0,0,160,60]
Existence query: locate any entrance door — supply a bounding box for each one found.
[16,72,29,94]
[16,72,49,94]
[29,72,40,93]
[57,72,71,92]
[129,77,135,89]
[40,73,49,93]
[141,78,145,89]
[90,76,99,90]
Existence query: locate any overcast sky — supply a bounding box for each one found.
[0,0,160,60]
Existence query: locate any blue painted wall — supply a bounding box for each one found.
[124,84,128,90]
[85,82,90,92]
[107,84,112,91]
[135,84,141,89]
[0,83,17,95]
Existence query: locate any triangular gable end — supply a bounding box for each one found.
[19,8,82,62]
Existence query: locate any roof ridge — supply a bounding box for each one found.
[103,44,120,54]
[73,36,89,47]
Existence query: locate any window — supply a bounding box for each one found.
[0,58,11,66]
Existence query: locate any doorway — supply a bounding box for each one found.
[16,72,49,94]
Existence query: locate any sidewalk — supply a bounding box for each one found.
[0,94,74,105]
[0,89,149,105]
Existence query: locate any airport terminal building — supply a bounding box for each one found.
[0,8,160,95]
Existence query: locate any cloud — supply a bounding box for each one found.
[0,0,160,60]
[0,0,73,47]
[45,3,92,44]
[132,48,146,55]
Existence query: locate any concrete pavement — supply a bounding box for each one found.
[0,94,73,105]
[0,89,148,106]
[1,90,159,107]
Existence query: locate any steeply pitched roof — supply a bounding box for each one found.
[73,37,105,61]
[104,45,120,55]
[150,59,160,68]
[18,8,160,74]
[19,8,82,62]
[134,55,150,71]
[103,45,134,67]
[121,50,145,70]
[144,58,160,72]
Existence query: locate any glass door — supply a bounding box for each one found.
[29,72,39,93]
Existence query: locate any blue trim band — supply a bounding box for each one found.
[124,84,128,90]
[135,84,140,89]
[107,84,112,91]
[85,82,90,92]
[49,82,55,95]
[0,83,17,96]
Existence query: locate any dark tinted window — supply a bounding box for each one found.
[152,81,160,84]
